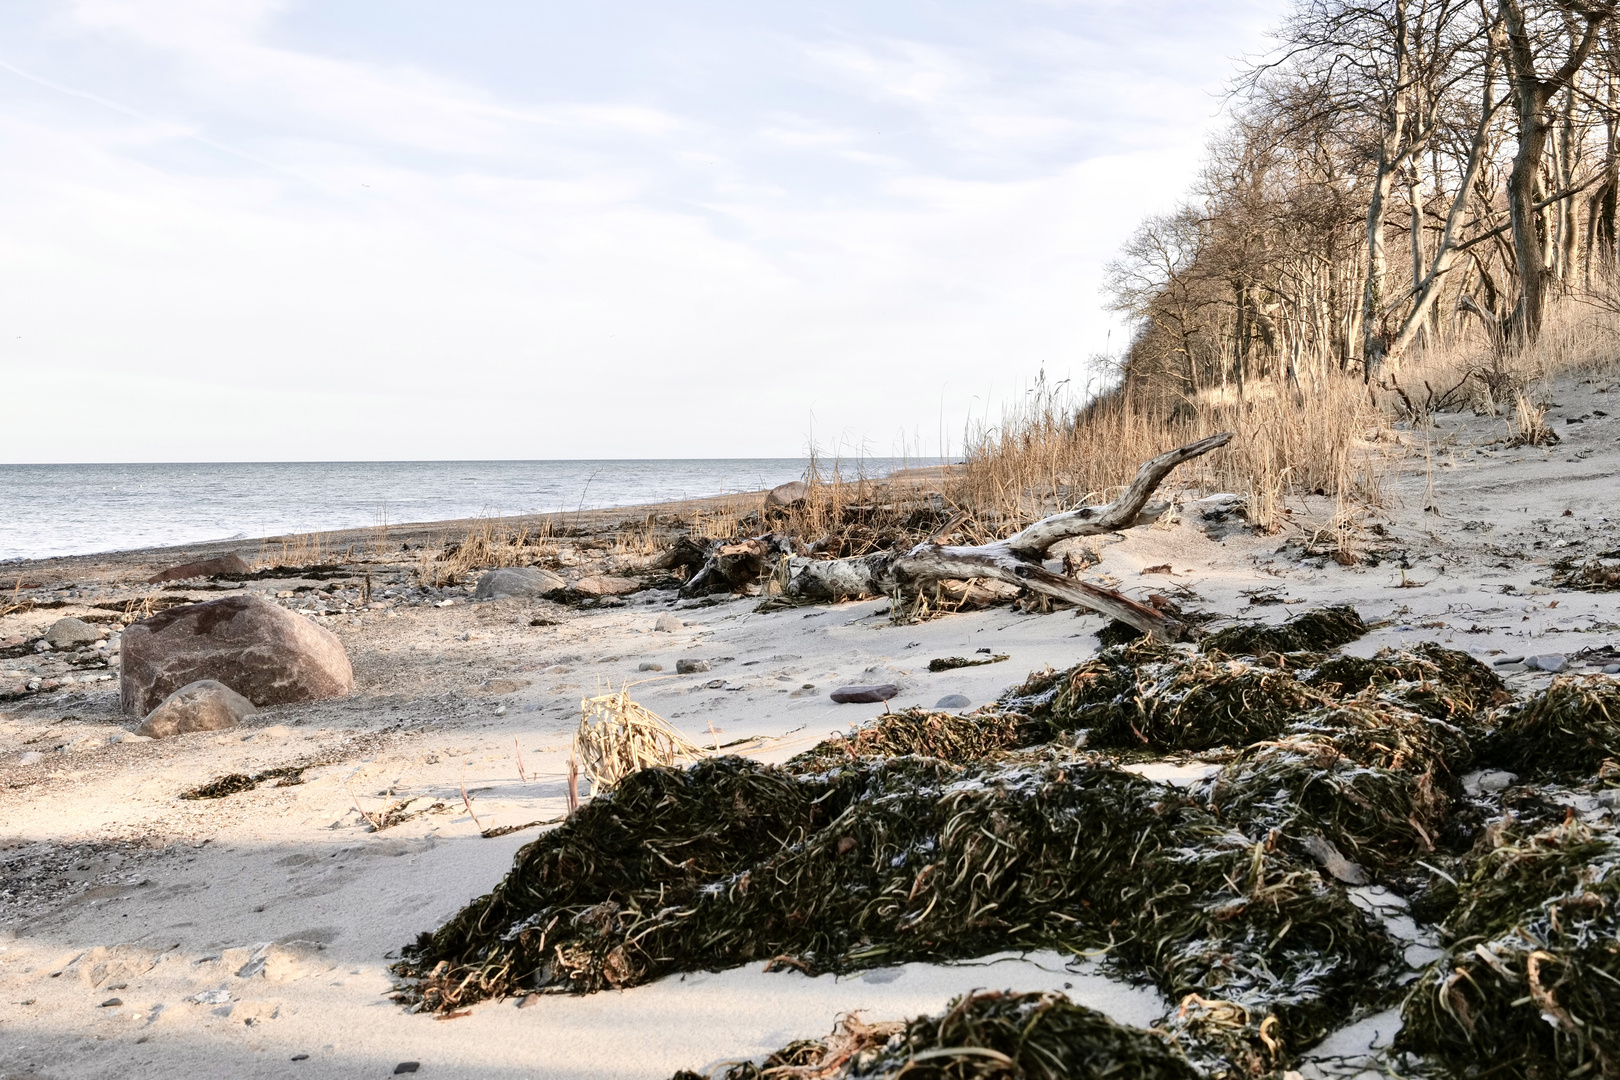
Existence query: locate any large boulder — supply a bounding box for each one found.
[136,679,256,738]
[473,566,565,600]
[120,594,353,716]
[45,617,102,649]
[766,480,809,508]
[147,553,252,584]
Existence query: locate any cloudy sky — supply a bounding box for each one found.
[0,0,1282,462]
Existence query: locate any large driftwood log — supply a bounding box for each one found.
[783,433,1231,640]
[673,433,1232,639]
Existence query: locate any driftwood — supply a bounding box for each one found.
[673,433,1233,640]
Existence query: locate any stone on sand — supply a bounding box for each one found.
[675,659,709,674]
[136,679,256,738]
[146,552,252,584]
[45,617,102,649]
[573,574,639,597]
[831,684,901,704]
[119,593,353,716]
[654,614,683,632]
[473,566,565,600]
[934,694,972,709]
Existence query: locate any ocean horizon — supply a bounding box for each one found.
[0,457,941,562]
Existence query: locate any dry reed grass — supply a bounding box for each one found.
[415,516,558,587]
[256,531,330,569]
[572,685,707,794]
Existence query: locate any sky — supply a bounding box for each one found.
[0,0,1284,463]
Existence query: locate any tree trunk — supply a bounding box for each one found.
[1500,0,1606,342]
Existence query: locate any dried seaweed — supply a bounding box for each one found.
[927,654,1009,673]
[1547,555,1620,592]
[1398,816,1620,1077]
[1481,675,1620,781]
[1199,605,1367,657]
[398,755,1395,1063]
[784,708,1054,772]
[1306,643,1503,721]
[179,765,311,800]
[673,990,1202,1080]
[1051,647,1330,753]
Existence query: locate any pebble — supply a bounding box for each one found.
[676,659,710,674]
[1606,664,1620,675]
[654,614,683,633]
[831,684,901,704]
[934,694,973,709]
[1525,653,1568,673]
[394,1065,420,1075]
[99,998,123,1008]
[638,662,663,672]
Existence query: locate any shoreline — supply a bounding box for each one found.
[2,464,956,584]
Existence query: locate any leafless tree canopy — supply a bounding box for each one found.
[1106,0,1620,400]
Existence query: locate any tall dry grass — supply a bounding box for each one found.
[948,296,1620,542]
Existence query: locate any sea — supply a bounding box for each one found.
[0,459,935,562]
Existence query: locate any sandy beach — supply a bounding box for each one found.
[3,373,1619,1079]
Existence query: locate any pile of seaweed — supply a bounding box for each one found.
[671,990,1203,1080]
[1399,814,1620,1078]
[396,606,1620,1077]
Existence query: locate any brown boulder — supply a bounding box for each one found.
[147,553,252,584]
[120,593,352,716]
[136,679,256,738]
[766,480,809,508]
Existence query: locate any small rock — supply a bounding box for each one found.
[1465,769,1518,795]
[45,618,101,649]
[1298,834,1368,885]
[394,1065,420,1075]
[573,574,639,598]
[934,694,972,710]
[638,662,664,672]
[676,659,710,674]
[831,684,901,704]
[654,614,683,633]
[136,679,256,738]
[147,553,251,584]
[99,998,123,1008]
[1606,664,1620,675]
[766,480,809,508]
[1492,655,1525,667]
[1526,653,1568,673]
[291,1055,309,1062]
[17,751,44,765]
[473,566,565,600]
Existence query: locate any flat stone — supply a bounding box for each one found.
[136,679,256,738]
[120,593,353,716]
[573,574,639,597]
[831,684,901,704]
[473,566,565,600]
[766,480,809,508]
[934,694,972,710]
[147,552,251,584]
[675,659,710,674]
[45,617,101,649]
[638,662,664,672]
[1525,653,1568,673]
[654,614,683,633]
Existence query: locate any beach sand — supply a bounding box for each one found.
[2,374,1618,1079]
